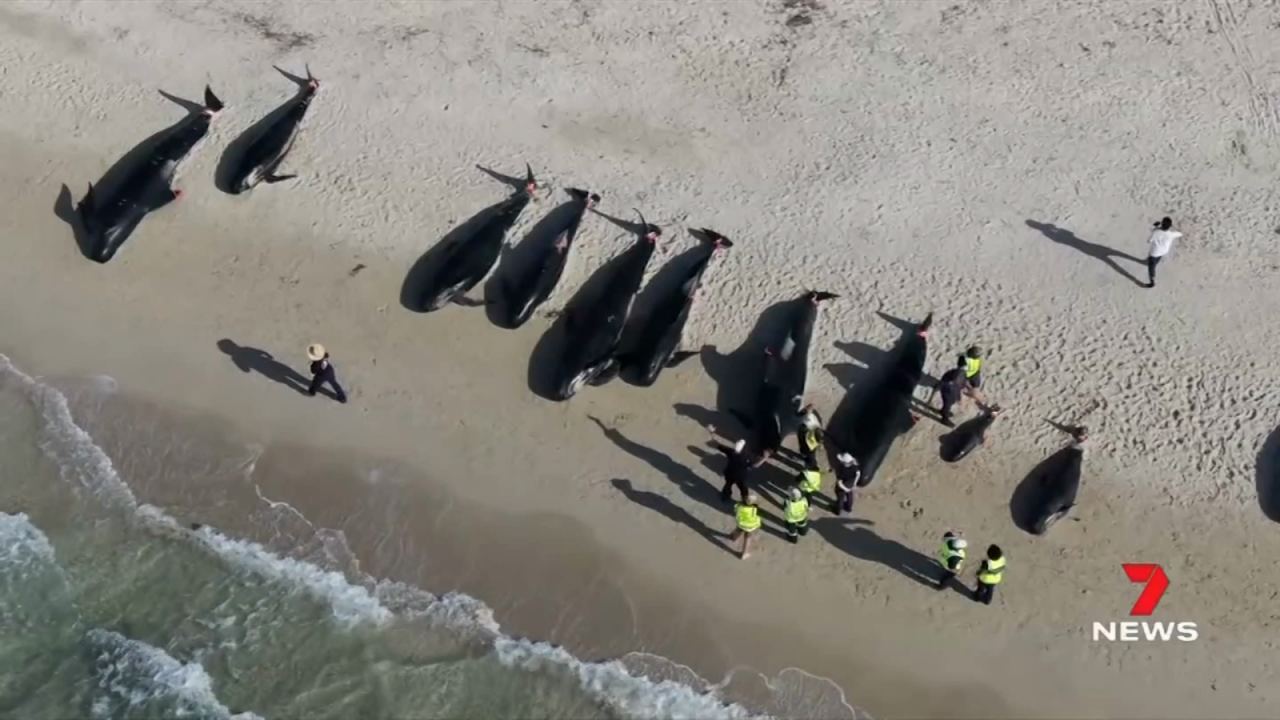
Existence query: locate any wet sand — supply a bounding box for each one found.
[3,1,1280,717]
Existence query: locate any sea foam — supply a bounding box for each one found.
[2,353,863,720]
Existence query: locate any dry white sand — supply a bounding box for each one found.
[2,0,1280,716]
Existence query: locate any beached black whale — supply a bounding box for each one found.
[225,66,319,193]
[420,164,537,312]
[731,290,840,455]
[618,228,734,386]
[940,405,1002,463]
[552,210,660,401]
[1029,435,1086,535]
[843,313,933,487]
[77,86,225,264]
[498,187,600,329]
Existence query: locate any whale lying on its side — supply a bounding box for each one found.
[618,228,733,387]
[552,210,659,400]
[226,66,319,193]
[78,86,225,264]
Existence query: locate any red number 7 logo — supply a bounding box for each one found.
[1122,563,1170,616]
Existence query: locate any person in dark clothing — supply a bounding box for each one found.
[927,355,969,427]
[833,452,862,514]
[306,344,347,403]
[707,426,769,504]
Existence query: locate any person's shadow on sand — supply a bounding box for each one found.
[815,518,971,596]
[610,478,734,556]
[590,417,790,540]
[1025,220,1145,286]
[216,339,311,395]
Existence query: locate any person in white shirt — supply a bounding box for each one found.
[1145,217,1182,288]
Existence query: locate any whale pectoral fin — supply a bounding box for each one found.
[453,296,486,308]
[667,350,699,368]
[263,172,297,184]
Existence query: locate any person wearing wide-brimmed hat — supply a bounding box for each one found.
[306,344,347,404]
[833,452,861,515]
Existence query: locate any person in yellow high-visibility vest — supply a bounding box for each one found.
[783,487,810,544]
[962,346,985,402]
[795,459,826,512]
[730,492,763,560]
[974,544,1006,605]
[796,404,824,468]
[937,531,968,591]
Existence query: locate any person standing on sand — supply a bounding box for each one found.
[961,345,985,403]
[731,492,763,559]
[937,531,968,591]
[783,487,810,544]
[928,355,969,427]
[706,425,770,504]
[796,458,826,512]
[306,344,347,404]
[1145,216,1182,288]
[974,544,1006,605]
[796,403,824,469]
[833,452,861,515]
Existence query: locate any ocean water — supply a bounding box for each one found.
[0,354,865,720]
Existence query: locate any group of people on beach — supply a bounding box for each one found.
[688,216,1184,603]
[702,346,1006,605]
[291,216,1182,607]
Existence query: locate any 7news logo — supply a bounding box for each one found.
[1092,564,1199,642]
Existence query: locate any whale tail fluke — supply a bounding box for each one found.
[203,86,225,114]
[634,208,661,240]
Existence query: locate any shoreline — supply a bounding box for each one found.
[1,197,1270,717]
[3,1,1280,717]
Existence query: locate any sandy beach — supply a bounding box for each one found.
[2,0,1280,716]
